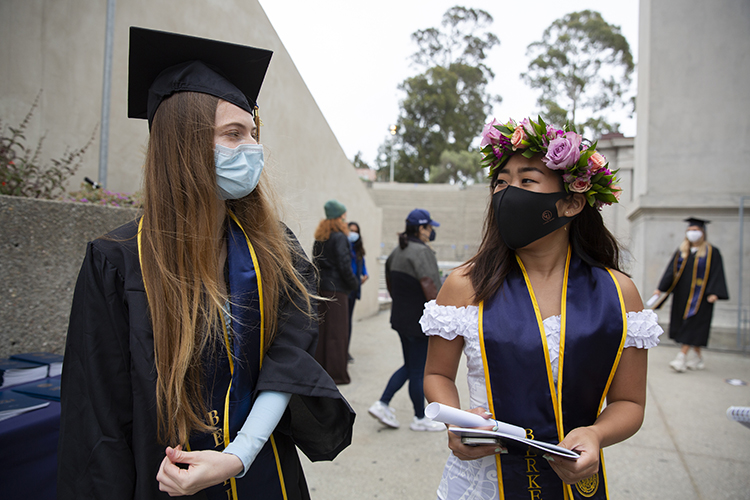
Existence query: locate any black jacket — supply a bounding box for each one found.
[312,231,358,294]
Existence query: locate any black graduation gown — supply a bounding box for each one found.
[57,220,355,500]
[657,246,729,346]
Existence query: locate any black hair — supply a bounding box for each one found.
[348,221,365,260]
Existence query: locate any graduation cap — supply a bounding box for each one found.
[127,27,273,128]
[684,217,710,228]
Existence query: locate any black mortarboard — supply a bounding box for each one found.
[128,27,273,126]
[684,217,710,228]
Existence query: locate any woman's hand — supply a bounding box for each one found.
[361,274,369,284]
[547,426,601,484]
[707,294,718,303]
[447,407,508,461]
[156,445,244,496]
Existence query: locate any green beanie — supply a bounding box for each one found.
[324,199,346,219]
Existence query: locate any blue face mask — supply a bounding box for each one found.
[214,143,264,200]
[348,232,360,243]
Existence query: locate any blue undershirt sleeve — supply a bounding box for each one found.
[223,390,292,478]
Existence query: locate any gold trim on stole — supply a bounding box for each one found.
[683,244,712,319]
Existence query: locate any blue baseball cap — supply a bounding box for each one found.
[406,208,439,227]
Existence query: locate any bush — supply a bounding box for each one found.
[1,92,95,199]
[67,181,142,208]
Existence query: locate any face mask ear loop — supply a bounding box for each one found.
[254,106,261,143]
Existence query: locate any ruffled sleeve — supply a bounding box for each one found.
[625,310,664,349]
[420,300,478,341]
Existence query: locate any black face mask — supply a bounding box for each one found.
[429,228,436,241]
[492,186,574,250]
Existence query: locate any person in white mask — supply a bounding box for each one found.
[653,218,729,372]
[57,27,354,500]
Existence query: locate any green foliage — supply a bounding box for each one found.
[382,6,500,183]
[67,182,142,208]
[521,10,634,139]
[351,151,371,170]
[1,92,95,199]
[429,149,484,184]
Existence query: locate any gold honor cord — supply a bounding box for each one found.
[683,244,712,319]
[515,254,563,432]
[227,211,288,500]
[654,250,689,310]
[556,247,572,441]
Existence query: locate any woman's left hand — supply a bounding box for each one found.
[156,445,244,496]
[547,427,601,485]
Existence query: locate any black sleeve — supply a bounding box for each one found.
[706,247,730,300]
[256,230,355,462]
[57,242,136,500]
[334,232,358,292]
[657,251,678,292]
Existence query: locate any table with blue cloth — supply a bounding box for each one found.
[0,382,60,500]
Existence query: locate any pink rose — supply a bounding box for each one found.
[480,118,503,148]
[544,132,582,170]
[510,125,527,150]
[588,151,607,172]
[569,178,591,193]
[612,185,622,201]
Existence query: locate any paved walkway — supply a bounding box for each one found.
[301,309,750,499]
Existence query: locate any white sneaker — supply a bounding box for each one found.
[368,401,400,428]
[409,416,445,432]
[686,354,705,370]
[669,352,687,373]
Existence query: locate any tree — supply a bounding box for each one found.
[522,10,635,139]
[351,151,371,170]
[429,149,483,184]
[381,6,500,183]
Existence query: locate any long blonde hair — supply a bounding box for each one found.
[140,91,314,446]
[679,230,708,259]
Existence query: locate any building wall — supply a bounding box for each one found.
[0,0,382,325]
[632,0,750,332]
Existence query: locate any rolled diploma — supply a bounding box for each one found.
[645,292,661,308]
[425,402,526,438]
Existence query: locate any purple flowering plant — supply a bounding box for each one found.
[67,182,142,208]
[480,116,621,208]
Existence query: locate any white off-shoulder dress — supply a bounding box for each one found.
[419,300,663,500]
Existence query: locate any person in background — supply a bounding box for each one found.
[346,221,369,362]
[313,200,359,384]
[422,117,661,499]
[369,208,445,432]
[57,28,354,500]
[653,217,729,372]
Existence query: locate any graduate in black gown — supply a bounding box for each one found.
[654,218,729,372]
[57,27,354,500]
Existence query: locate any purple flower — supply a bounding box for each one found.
[480,118,503,148]
[544,133,582,170]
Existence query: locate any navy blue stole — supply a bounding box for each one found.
[479,248,626,500]
[682,245,712,319]
[139,214,287,500]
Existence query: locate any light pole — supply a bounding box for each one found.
[389,124,397,183]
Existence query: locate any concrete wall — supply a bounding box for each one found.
[0,195,139,358]
[632,0,750,334]
[367,182,489,266]
[0,0,383,349]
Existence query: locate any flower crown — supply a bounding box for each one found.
[480,116,621,209]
